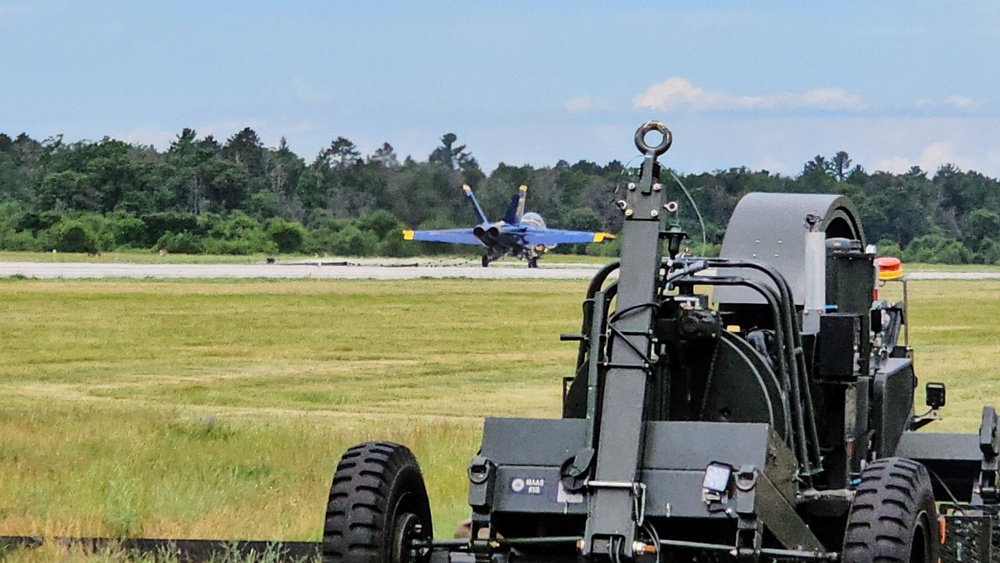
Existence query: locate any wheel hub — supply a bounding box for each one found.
[391,512,424,563]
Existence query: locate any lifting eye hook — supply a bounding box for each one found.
[634,120,673,157]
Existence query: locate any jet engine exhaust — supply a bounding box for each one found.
[473,226,501,246]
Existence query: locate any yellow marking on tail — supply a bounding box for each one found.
[593,232,615,242]
[402,230,415,240]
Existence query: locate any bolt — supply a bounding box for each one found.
[628,182,636,191]
[652,183,662,192]
[651,210,659,218]
[625,209,634,217]
[633,541,656,556]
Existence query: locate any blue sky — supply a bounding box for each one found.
[2,1,997,176]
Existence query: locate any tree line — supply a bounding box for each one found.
[0,128,998,264]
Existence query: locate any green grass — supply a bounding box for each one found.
[0,251,614,266]
[0,279,585,546]
[0,277,998,561]
[890,280,1000,431]
[0,251,279,264]
[904,262,1000,272]
[0,540,304,563]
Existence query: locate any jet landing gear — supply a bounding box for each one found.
[481,249,504,268]
[526,244,545,269]
[481,252,537,268]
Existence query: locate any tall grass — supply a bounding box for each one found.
[0,279,585,543]
[892,280,1000,431]
[0,278,998,558]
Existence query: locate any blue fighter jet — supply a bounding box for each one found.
[403,184,613,268]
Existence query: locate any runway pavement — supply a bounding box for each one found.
[1,261,999,280]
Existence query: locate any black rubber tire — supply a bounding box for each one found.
[323,442,434,563]
[527,257,538,269]
[842,457,938,563]
[481,255,490,268]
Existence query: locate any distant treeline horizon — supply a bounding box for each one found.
[1,128,999,264]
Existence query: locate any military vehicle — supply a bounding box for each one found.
[322,121,1000,562]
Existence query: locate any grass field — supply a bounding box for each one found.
[0,279,584,544]
[0,251,279,265]
[1,277,999,560]
[0,251,613,266]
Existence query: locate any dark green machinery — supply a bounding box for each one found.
[322,121,1000,563]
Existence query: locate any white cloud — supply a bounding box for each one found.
[875,141,973,174]
[873,156,916,174]
[633,77,863,112]
[919,141,964,171]
[916,96,982,109]
[564,96,612,112]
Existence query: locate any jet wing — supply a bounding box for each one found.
[403,229,484,246]
[522,229,614,246]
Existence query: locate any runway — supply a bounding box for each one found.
[1,261,999,281]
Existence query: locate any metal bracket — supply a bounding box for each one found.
[634,483,647,527]
[467,456,496,540]
[586,480,648,527]
[976,406,1000,504]
[734,517,764,562]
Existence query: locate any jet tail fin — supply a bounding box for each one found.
[503,185,528,224]
[462,184,490,224]
[463,184,490,224]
